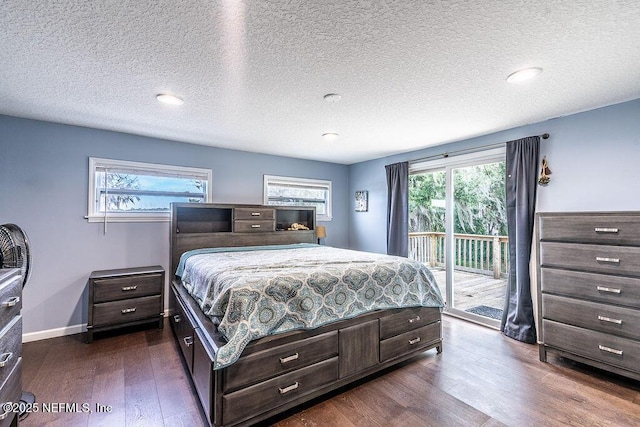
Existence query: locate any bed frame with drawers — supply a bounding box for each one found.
[168,203,443,427]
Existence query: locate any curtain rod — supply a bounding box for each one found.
[411,133,549,163]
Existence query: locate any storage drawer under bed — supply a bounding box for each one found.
[222,357,339,425]
[380,321,441,363]
[223,330,338,392]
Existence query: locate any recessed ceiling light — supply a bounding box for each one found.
[322,133,339,141]
[156,93,184,105]
[506,67,543,83]
[323,93,342,103]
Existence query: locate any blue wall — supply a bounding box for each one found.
[349,98,640,254]
[0,115,349,336]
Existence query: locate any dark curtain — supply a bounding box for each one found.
[385,162,409,257]
[501,136,539,343]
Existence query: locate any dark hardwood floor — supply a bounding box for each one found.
[20,317,640,426]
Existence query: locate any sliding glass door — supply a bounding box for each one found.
[409,148,507,328]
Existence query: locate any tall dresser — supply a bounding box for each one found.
[0,269,22,427]
[537,212,640,381]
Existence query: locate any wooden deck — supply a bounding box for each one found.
[429,267,506,315]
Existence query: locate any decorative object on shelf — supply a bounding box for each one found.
[288,222,309,230]
[316,225,326,244]
[538,156,551,186]
[355,190,368,212]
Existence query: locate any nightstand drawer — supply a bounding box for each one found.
[379,306,441,340]
[0,274,21,329]
[0,316,21,389]
[380,321,440,363]
[234,220,275,233]
[234,208,275,221]
[93,273,162,303]
[93,295,162,327]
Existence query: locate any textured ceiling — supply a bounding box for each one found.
[1,1,639,164]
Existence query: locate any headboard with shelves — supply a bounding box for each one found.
[170,203,316,278]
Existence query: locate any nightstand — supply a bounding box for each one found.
[87,266,164,343]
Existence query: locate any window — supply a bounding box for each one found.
[263,175,332,221]
[87,157,212,222]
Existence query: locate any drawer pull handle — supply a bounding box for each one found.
[251,212,261,216]
[2,296,20,307]
[596,286,621,294]
[121,307,137,314]
[173,314,181,323]
[280,353,299,364]
[183,336,193,347]
[408,316,421,324]
[121,285,138,291]
[598,345,623,356]
[596,257,620,264]
[251,224,261,228]
[0,352,13,368]
[595,227,619,233]
[279,382,299,394]
[409,337,421,345]
[598,315,623,325]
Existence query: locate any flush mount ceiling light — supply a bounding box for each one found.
[506,67,543,84]
[323,93,342,103]
[322,132,339,141]
[156,93,184,105]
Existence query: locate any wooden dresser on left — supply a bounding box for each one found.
[87,266,165,342]
[0,269,22,427]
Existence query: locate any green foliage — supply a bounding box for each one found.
[409,162,507,236]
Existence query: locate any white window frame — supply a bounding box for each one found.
[263,175,332,221]
[87,157,213,223]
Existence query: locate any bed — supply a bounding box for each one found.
[168,203,444,426]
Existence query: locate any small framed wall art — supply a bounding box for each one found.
[355,190,368,212]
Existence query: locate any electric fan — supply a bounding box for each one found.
[0,223,35,419]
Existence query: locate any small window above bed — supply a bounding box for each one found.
[263,175,332,221]
[87,157,212,223]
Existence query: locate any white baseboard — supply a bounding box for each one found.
[22,310,171,343]
[22,324,87,343]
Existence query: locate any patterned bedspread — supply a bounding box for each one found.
[177,244,444,369]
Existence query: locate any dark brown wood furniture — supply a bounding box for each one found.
[537,212,640,381]
[169,203,443,427]
[87,265,165,343]
[0,269,22,427]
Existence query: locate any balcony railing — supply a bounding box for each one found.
[409,232,509,279]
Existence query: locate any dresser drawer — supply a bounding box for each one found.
[543,320,640,374]
[93,273,163,303]
[541,268,640,309]
[380,321,440,363]
[223,330,338,392]
[0,316,21,389]
[93,295,162,327]
[234,207,275,221]
[539,214,640,246]
[0,358,21,427]
[234,220,275,233]
[379,306,441,340]
[540,242,640,277]
[223,357,339,425]
[0,274,21,329]
[542,294,640,340]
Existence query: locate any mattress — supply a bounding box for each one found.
[177,243,444,369]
